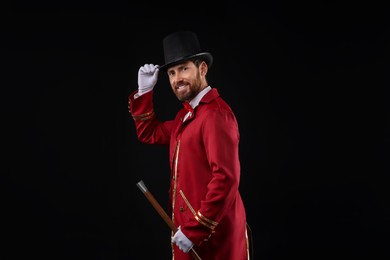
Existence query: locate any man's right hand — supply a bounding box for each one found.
[137,64,160,96]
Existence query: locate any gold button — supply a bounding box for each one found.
[180,206,184,212]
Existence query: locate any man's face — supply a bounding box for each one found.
[166,60,205,102]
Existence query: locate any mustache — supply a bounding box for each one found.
[174,80,190,89]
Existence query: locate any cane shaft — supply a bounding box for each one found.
[143,189,176,231]
[137,180,201,260]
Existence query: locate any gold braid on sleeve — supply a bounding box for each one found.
[196,211,218,230]
[179,190,219,231]
[132,110,155,122]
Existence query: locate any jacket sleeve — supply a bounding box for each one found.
[128,90,174,145]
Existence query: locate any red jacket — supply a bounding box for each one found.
[129,88,250,260]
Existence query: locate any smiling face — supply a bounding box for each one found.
[166,60,209,102]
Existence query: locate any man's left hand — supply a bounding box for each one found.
[172,226,194,253]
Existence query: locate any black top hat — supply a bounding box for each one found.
[159,31,213,70]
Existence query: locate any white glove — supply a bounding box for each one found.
[172,226,194,253]
[137,64,159,96]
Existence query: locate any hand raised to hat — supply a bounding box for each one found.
[137,64,160,96]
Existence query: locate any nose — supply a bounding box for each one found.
[173,72,182,81]
[170,73,183,86]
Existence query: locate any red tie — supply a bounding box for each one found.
[182,102,194,114]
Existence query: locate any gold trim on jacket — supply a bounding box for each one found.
[131,109,155,121]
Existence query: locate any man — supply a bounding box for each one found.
[128,31,251,260]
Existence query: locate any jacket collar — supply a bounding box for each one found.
[187,86,212,109]
[199,87,219,104]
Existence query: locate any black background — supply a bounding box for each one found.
[2,1,389,259]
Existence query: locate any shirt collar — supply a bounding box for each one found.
[188,86,212,109]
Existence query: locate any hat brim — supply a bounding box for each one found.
[159,52,213,71]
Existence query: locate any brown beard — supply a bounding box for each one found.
[177,88,197,102]
[174,69,204,102]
